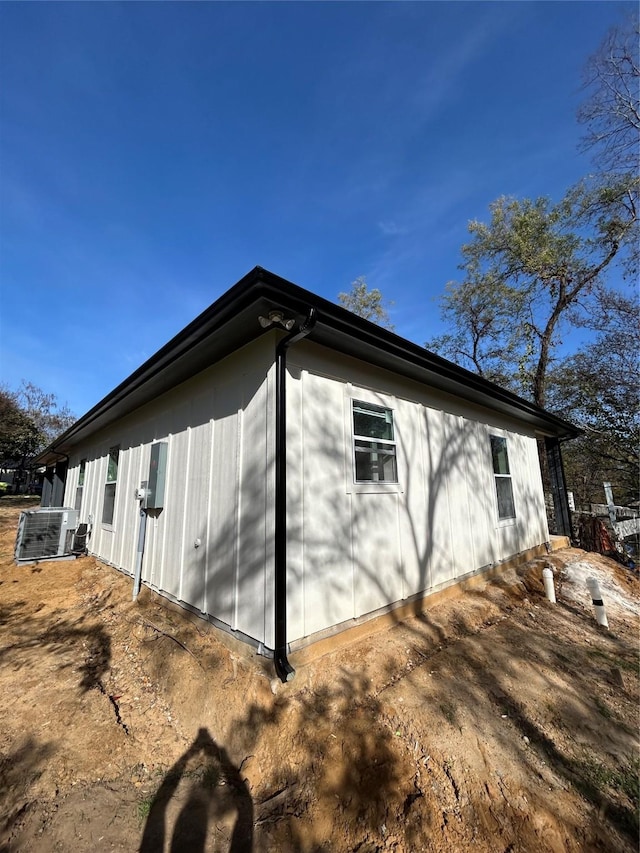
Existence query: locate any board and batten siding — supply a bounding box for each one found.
[63,335,277,649]
[62,331,549,654]
[286,341,549,646]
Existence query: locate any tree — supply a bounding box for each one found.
[546,295,640,506]
[14,381,76,447]
[427,176,638,407]
[428,19,639,509]
[578,12,640,175]
[338,277,395,331]
[0,383,76,489]
[0,391,42,468]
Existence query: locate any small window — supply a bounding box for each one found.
[490,435,515,520]
[102,446,120,525]
[74,459,86,513]
[352,401,398,483]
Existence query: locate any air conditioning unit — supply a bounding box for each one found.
[15,507,79,564]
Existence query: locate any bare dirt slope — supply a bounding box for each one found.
[1,498,638,852]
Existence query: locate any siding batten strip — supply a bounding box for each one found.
[178,426,193,602]
[204,415,215,616]
[264,362,276,650]
[134,444,144,580]
[443,412,456,584]
[420,404,431,593]
[300,370,306,639]
[395,493,403,600]
[232,400,244,633]
[159,434,173,593]
[459,416,477,574]
[262,372,270,648]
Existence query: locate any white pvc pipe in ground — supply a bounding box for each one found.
[586,576,609,628]
[542,567,556,603]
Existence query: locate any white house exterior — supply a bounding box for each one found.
[284,341,552,646]
[36,267,577,680]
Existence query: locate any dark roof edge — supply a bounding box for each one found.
[34,266,269,462]
[254,267,581,439]
[35,265,580,463]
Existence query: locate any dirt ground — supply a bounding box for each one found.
[1,498,638,853]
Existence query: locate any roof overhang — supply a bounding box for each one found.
[36,266,580,465]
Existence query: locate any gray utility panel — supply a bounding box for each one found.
[147,442,168,509]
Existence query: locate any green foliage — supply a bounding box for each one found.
[547,293,640,506]
[428,274,526,389]
[338,276,395,331]
[428,20,639,509]
[0,391,42,467]
[137,797,153,823]
[15,381,76,446]
[427,177,638,407]
[429,12,638,413]
[0,382,76,474]
[575,755,640,820]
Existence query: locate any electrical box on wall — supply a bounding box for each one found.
[147,442,168,509]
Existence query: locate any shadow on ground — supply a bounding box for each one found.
[139,727,253,853]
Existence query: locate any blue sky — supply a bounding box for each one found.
[0,1,633,417]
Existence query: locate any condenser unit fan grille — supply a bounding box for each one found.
[15,508,78,562]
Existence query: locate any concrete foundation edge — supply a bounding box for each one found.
[92,536,570,674]
[288,536,570,668]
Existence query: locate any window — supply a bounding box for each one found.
[102,446,120,525]
[352,400,398,483]
[490,435,515,520]
[74,459,86,513]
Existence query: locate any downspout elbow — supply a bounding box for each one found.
[275,307,317,358]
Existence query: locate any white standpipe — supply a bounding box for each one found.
[586,576,608,628]
[542,567,556,603]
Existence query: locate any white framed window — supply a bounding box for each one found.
[102,446,120,525]
[74,459,86,513]
[490,435,516,521]
[352,400,398,484]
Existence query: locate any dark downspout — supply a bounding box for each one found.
[545,436,572,539]
[274,308,317,682]
[52,454,69,507]
[42,450,69,507]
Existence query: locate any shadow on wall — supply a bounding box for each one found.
[128,370,578,851]
[287,377,547,637]
[148,367,549,660]
[38,350,627,853]
[134,370,272,644]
